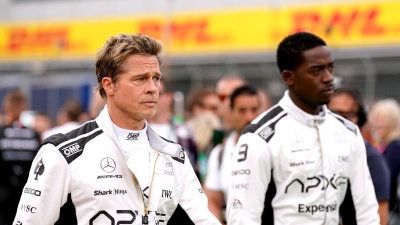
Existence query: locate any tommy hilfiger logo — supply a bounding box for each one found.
[127,133,139,140]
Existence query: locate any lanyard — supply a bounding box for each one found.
[133,152,160,225]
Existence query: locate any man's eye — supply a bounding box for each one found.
[154,77,161,81]
[137,77,145,81]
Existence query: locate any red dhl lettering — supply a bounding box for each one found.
[292,7,385,37]
[7,27,69,52]
[139,18,215,45]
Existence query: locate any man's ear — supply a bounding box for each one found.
[282,70,295,86]
[102,77,115,96]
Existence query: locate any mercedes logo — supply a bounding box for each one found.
[100,157,116,173]
[291,135,304,147]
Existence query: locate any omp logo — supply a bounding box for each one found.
[100,157,116,173]
[298,202,337,215]
[161,190,173,199]
[258,126,274,140]
[62,143,81,158]
[199,188,204,194]
[20,204,36,214]
[285,174,348,194]
[231,169,251,176]
[15,221,22,225]
[24,188,41,196]
[127,133,139,140]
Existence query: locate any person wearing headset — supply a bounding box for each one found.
[328,85,391,225]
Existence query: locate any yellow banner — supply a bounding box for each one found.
[275,2,400,47]
[0,1,399,61]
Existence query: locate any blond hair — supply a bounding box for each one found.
[368,98,400,144]
[95,33,163,99]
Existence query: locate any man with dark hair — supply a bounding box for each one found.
[227,32,379,224]
[328,86,390,225]
[0,90,40,225]
[13,34,220,225]
[205,85,260,223]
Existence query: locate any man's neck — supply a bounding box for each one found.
[148,112,172,124]
[288,90,322,115]
[107,105,146,130]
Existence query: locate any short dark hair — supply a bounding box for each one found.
[276,32,326,73]
[332,86,367,127]
[230,85,258,109]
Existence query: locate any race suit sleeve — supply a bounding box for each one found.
[179,152,221,225]
[349,129,380,224]
[13,143,71,225]
[226,132,271,225]
[204,144,223,191]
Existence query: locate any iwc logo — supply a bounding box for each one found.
[127,133,139,140]
[100,157,116,173]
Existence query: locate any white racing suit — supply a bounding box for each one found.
[13,107,220,225]
[226,91,379,225]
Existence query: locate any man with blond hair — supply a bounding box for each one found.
[13,34,220,225]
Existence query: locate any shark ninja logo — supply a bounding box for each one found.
[33,158,45,180]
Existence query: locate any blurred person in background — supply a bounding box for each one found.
[328,86,390,225]
[0,90,40,225]
[227,32,379,224]
[215,75,246,133]
[186,86,222,182]
[185,86,220,119]
[204,85,261,224]
[368,99,400,219]
[32,111,52,142]
[13,33,220,225]
[41,99,84,140]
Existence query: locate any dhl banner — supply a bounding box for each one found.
[0,1,399,61]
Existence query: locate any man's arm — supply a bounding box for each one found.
[348,130,380,224]
[226,132,271,225]
[179,152,221,225]
[365,143,391,225]
[204,145,224,222]
[13,144,71,224]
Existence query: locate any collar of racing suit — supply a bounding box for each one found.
[95,105,183,159]
[279,91,327,127]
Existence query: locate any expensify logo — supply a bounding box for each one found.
[298,202,337,215]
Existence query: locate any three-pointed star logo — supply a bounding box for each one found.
[100,157,116,173]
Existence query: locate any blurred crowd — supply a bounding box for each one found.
[1,74,400,224]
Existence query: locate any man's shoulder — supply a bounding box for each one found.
[41,120,103,164]
[241,105,288,143]
[327,111,358,136]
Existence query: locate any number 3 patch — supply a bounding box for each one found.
[237,144,248,162]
